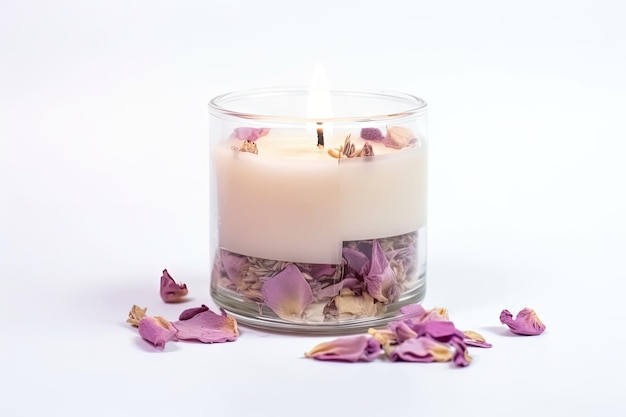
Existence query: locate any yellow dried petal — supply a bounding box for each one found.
[126,305,147,327]
[463,330,486,342]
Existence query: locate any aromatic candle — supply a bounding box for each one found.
[209,87,428,333]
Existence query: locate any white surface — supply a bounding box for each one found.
[2,1,626,416]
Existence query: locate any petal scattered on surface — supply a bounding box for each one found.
[160,269,188,303]
[500,307,546,335]
[388,320,418,343]
[305,335,381,362]
[127,305,147,327]
[261,265,313,321]
[172,308,239,343]
[463,330,493,348]
[388,337,453,362]
[138,316,177,350]
[179,304,210,320]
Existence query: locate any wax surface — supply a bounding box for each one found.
[213,130,427,264]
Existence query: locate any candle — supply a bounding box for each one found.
[208,87,428,332]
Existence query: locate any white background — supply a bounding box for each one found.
[2,1,626,416]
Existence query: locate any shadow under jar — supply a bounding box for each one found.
[208,88,428,334]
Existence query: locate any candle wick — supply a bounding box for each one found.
[316,122,324,149]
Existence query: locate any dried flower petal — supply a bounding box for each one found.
[399,303,426,320]
[360,127,385,141]
[388,320,418,343]
[127,305,147,327]
[160,269,188,303]
[220,250,247,285]
[179,304,210,320]
[305,335,381,362]
[500,307,546,335]
[368,328,396,347]
[261,264,313,321]
[384,126,416,149]
[463,330,493,348]
[413,321,472,367]
[334,291,381,319]
[364,239,398,303]
[232,127,270,142]
[342,247,370,276]
[388,337,453,362]
[138,316,177,350]
[172,307,239,343]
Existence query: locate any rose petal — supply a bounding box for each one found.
[360,127,385,141]
[364,239,397,303]
[500,307,546,335]
[232,127,270,142]
[450,338,472,367]
[413,321,466,343]
[261,264,313,321]
[463,330,492,348]
[220,250,247,285]
[399,303,426,320]
[383,126,417,149]
[334,291,381,319]
[179,304,210,320]
[127,305,147,327]
[342,247,370,276]
[388,320,418,343]
[305,335,381,362]
[138,316,177,350]
[172,308,239,343]
[388,337,453,362]
[160,269,188,303]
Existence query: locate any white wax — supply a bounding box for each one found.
[212,130,427,264]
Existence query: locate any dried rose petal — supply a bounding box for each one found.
[500,307,546,335]
[127,305,147,327]
[364,239,398,303]
[334,290,381,319]
[160,269,188,303]
[232,127,270,142]
[261,264,313,321]
[423,307,449,322]
[172,307,238,343]
[383,126,416,149]
[179,304,210,320]
[221,250,247,285]
[305,335,381,362]
[368,328,396,347]
[388,320,418,343]
[360,127,385,141]
[342,247,370,276]
[399,303,426,319]
[463,330,492,348]
[138,316,177,350]
[388,337,453,363]
[413,321,471,367]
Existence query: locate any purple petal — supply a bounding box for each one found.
[172,308,239,343]
[305,335,381,362]
[500,307,546,335]
[399,303,426,320]
[360,127,385,142]
[232,127,270,142]
[160,269,188,303]
[364,240,397,303]
[342,247,370,276]
[414,321,467,343]
[138,316,177,350]
[450,338,472,367]
[388,320,418,343]
[463,330,492,348]
[178,304,210,320]
[389,337,452,362]
[221,250,247,285]
[316,282,343,300]
[308,264,337,280]
[261,264,313,321]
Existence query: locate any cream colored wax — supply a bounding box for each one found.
[213,130,427,264]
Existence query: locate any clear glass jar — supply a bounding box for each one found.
[208,88,428,333]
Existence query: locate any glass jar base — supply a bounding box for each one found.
[211,281,426,335]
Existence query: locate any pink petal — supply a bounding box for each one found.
[414,321,466,342]
[463,330,492,348]
[364,240,398,303]
[388,320,418,343]
[160,269,188,303]
[389,337,451,362]
[500,307,546,335]
[138,316,177,350]
[342,247,370,276]
[305,335,381,362]
[232,127,270,142]
[178,304,210,320]
[399,303,426,320]
[220,250,247,285]
[261,264,313,321]
[172,308,239,343]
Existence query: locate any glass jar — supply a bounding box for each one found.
[208,88,428,333]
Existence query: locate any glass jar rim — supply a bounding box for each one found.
[208,87,427,124]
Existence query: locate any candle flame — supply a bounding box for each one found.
[306,64,333,147]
